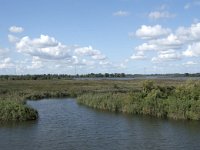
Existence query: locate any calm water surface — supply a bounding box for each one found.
[0,99,200,150]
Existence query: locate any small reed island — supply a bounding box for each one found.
[0,101,38,121]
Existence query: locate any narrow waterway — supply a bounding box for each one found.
[0,98,200,150]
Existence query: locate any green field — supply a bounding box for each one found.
[0,79,199,121]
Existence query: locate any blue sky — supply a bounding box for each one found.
[0,0,200,75]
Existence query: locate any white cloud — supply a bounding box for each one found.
[2,26,117,74]
[11,33,110,73]
[74,46,106,60]
[99,60,111,65]
[135,43,157,51]
[81,59,95,66]
[72,56,79,64]
[113,10,130,17]
[182,42,200,57]
[133,22,200,64]
[99,60,127,70]
[0,47,9,56]
[152,50,181,63]
[72,56,94,66]
[16,35,72,60]
[9,26,24,33]
[150,34,182,50]
[135,25,171,39]
[75,46,100,56]
[27,56,44,69]
[8,34,19,43]
[183,61,198,66]
[118,63,127,69]
[176,23,200,42]
[148,11,176,20]
[91,54,106,60]
[130,55,145,60]
[0,58,14,69]
[130,51,146,60]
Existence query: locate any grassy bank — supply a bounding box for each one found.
[77,80,200,120]
[1,79,199,121]
[0,79,140,121]
[0,101,38,121]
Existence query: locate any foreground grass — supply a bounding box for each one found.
[77,80,200,120]
[0,101,38,121]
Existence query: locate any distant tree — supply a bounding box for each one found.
[105,73,109,78]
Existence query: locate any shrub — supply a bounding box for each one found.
[0,101,38,121]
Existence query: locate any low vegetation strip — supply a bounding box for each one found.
[0,101,38,121]
[77,80,200,120]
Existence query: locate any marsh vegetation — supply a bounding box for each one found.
[0,101,38,121]
[0,78,199,121]
[77,80,200,120]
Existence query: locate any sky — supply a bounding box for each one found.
[0,0,200,75]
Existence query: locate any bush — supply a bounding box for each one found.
[0,101,38,121]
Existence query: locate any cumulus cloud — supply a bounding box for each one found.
[152,50,181,63]
[182,42,200,57]
[91,54,106,60]
[148,11,176,20]
[99,60,111,65]
[27,56,44,69]
[135,43,157,51]
[183,61,198,66]
[9,32,110,73]
[2,25,115,74]
[81,59,95,66]
[130,51,146,60]
[133,22,200,63]
[16,35,72,60]
[0,58,14,69]
[113,10,130,17]
[176,23,200,42]
[9,26,24,33]
[74,46,106,60]
[75,46,99,56]
[0,47,9,56]
[135,25,171,39]
[117,63,127,69]
[72,56,95,66]
[98,60,126,70]
[150,34,182,50]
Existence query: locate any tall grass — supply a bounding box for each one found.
[0,101,38,121]
[77,80,200,120]
[1,79,196,121]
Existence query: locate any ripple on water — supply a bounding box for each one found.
[0,98,200,150]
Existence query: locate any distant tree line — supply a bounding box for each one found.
[0,73,200,80]
[0,73,125,80]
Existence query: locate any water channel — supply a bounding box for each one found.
[0,99,200,150]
